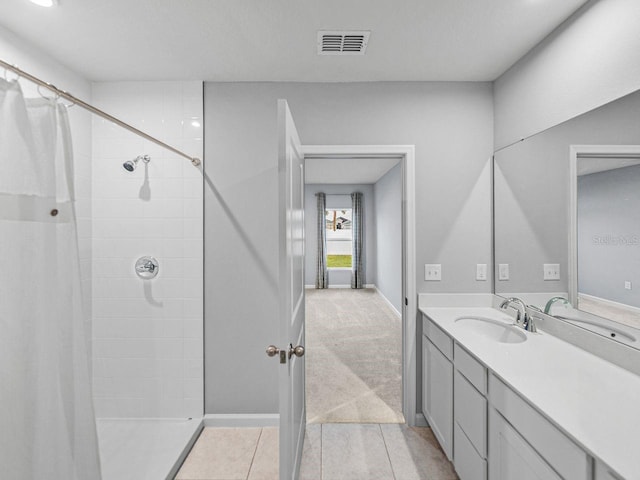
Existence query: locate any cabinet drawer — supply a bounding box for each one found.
[454,369,487,457]
[423,315,453,360]
[454,343,487,394]
[454,422,487,480]
[488,374,589,480]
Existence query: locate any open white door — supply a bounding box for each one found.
[277,99,306,480]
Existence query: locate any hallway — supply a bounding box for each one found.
[305,288,403,424]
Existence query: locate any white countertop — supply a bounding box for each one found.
[419,305,640,480]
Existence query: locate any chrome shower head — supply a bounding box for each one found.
[123,154,150,172]
[123,160,136,171]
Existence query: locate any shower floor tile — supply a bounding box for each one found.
[97,418,201,480]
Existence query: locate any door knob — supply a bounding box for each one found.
[289,344,305,359]
[266,345,287,364]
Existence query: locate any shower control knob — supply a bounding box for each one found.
[135,256,159,279]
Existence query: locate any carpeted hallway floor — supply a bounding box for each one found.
[305,288,404,424]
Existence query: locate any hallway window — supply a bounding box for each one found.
[325,209,352,268]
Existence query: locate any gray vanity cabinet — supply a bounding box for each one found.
[453,344,487,480]
[488,408,561,480]
[488,374,590,480]
[421,313,596,480]
[422,317,453,460]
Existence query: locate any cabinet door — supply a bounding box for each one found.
[489,408,561,480]
[454,369,487,458]
[422,337,453,460]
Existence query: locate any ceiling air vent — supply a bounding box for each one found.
[317,31,370,55]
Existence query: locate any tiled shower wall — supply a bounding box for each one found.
[91,82,204,418]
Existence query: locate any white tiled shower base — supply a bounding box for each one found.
[96,418,202,480]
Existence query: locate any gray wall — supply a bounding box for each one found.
[304,184,376,287]
[204,82,493,415]
[578,165,640,308]
[494,0,640,149]
[374,163,403,312]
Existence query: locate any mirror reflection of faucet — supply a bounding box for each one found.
[544,296,571,315]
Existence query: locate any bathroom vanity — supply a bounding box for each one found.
[420,298,637,480]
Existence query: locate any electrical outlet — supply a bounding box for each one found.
[425,264,441,281]
[498,263,509,281]
[625,281,632,290]
[543,263,560,281]
[476,264,487,281]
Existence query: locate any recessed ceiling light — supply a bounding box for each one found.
[29,0,58,7]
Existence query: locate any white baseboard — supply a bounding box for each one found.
[414,413,428,427]
[375,286,401,318]
[327,284,376,289]
[305,284,377,289]
[203,414,279,428]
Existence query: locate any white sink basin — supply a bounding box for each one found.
[454,316,527,344]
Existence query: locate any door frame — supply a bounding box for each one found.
[302,144,417,426]
[569,144,640,306]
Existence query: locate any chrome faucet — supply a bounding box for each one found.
[544,296,571,315]
[524,305,542,333]
[499,297,537,332]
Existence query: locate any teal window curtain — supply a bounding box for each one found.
[316,192,328,288]
[351,192,364,289]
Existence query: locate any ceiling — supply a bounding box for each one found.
[305,157,400,184]
[0,0,589,82]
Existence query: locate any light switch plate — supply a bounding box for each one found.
[476,264,487,281]
[498,263,509,281]
[425,264,441,281]
[625,281,632,290]
[543,263,560,281]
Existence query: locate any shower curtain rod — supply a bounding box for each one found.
[0,59,201,167]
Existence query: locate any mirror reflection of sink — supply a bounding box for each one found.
[555,316,636,343]
[454,316,527,344]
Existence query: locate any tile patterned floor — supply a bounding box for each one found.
[176,424,458,480]
[175,427,278,480]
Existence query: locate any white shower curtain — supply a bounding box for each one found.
[0,79,102,479]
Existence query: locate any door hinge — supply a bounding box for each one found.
[405,297,408,306]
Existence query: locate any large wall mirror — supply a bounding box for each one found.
[494,89,640,349]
